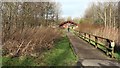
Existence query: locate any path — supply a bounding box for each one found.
[67,32,120,67]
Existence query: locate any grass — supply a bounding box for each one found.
[2,36,78,66]
[36,36,78,66]
[114,52,120,60]
[2,56,35,66]
[0,56,2,66]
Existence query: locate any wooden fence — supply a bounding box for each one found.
[74,31,115,58]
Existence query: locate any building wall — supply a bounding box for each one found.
[62,23,78,29]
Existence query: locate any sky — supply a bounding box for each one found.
[55,0,119,19]
[55,0,95,19]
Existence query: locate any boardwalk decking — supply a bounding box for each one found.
[67,32,120,66]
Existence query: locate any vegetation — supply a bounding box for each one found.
[3,27,61,57]
[78,23,118,41]
[2,36,78,66]
[1,0,120,66]
[84,2,119,27]
[1,1,66,66]
[1,2,61,43]
[114,52,120,60]
[75,1,120,59]
[75,1,119,42]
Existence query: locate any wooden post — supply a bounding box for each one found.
[84,33,86,39]
[95,36,98,48]
[111,41,115,58]
[89,34,91,43]
[79,31,80,37]
[106,39,111,56]
[81,33,83,38]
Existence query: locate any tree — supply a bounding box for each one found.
[83,2,119,28]
[73,17,80,23]
[2,1,61,42]
[67,16,72,21]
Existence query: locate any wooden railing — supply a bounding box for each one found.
[74,31,115,58]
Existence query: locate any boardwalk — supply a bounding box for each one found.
[67,32,120,66]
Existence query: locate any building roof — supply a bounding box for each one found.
[59,21,78,27]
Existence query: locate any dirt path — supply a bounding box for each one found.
[67,32,120,67]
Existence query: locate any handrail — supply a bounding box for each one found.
[74,30,115,58]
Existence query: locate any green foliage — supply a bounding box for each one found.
[79,18,93,24]
[94,19,104,24]
[79,19,84,23]
[73,17,80,23]
[114,52,120,60]
[2,56,34,66]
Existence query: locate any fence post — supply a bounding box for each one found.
[89,34,90,43]
[106,39,111,56]
[95,36,98,48]
[111,41,115,58]
[84,33,86,39]
[79,31,80,37]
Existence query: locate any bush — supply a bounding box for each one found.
[3,27,61,57]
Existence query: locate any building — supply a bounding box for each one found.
[59,21,78,29]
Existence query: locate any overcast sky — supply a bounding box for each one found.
[55,0,119,19]
[55,0,95,19]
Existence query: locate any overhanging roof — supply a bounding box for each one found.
[59,21,77,27]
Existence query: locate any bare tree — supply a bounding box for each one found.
[84,2,119,28]
[2,1,61,43]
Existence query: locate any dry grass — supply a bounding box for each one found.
[78,23,118,41]
[93,27,118,41]
[3,27,61,57]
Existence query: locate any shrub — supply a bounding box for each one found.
[3,27,61,57]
